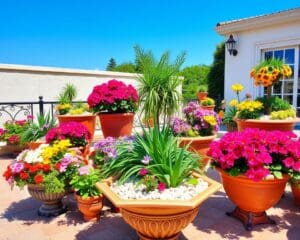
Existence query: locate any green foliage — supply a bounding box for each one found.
[20,112,56,145]
[207,42,225,106]
[112,62,136,73]
[43,171,65,194]
[200,97,215,106]
[181,65,210,100]
[102,126,199,188]
[58,83,78,104]
[134,45,186,126]
[222,106,237,124]
[70,168,101,198]
[106,58,117,71]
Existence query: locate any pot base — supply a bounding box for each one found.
[38,203,67,217]
[226,207,276,231]
[137,231,180,240]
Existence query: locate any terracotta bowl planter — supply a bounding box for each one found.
[27,184,67,217]
[178,135,217,168]
[57,114,96,143]
[96,173,221,240]
[291,182,300,206]
[98,113,134,138]
[75,194,103,222]
[217,168,289,230]
[197,92,208,102]
[235,118,300,132]
[200,105,215,111]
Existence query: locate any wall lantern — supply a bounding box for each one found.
[225,34,238,56]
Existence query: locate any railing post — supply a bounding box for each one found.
[39,96,44,116]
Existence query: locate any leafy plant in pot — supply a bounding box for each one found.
[197,85,208,102]
[235,58,300,131]
[96,126,221,240]
[200,97,215,111]
[171,101,221,167]
[208,128,300,230]
[2,140,85,216]
[87,79,139,138]
[70,166,103,222]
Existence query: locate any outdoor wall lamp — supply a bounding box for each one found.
[225,34,238,56]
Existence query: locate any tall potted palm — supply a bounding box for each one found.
[134,45,186,126]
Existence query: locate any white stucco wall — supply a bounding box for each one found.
[224,21,300,104]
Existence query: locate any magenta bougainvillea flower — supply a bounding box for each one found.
[208,128,300,181]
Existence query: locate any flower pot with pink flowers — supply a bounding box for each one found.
[208,128,300,230]
[87,79,139,138]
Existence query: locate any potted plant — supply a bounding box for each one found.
[20,112,56,150]
[96,126,221,240]
[56,83,97,142]
[207,128,300,230]
[87,79,139,138]
[200,97,215,111]
[2,139,84,216]
[134,45,185,126]
[197,85,208,102]
[45,121,91,161]
[235,58,300,131]
[171,101,221,167]
[70,166,103,221]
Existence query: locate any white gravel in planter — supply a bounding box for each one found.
[110,179,209,200]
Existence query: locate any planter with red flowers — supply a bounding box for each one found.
[3,140,85,216]
[87,79,139,138]
[208,129,300,230]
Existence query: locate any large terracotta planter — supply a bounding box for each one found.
[98,113,134,138]
[291,181,300,206]
[200,105,215,111]
[57,114,96,142]
[217,168,289,230]
[178,135,217,168]
[197,92,208,102]
[235,117,300,132]
[27,184,66,217]
[75,194,103,222]
[96,173,221,240]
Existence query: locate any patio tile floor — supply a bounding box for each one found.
[1,157,299,240]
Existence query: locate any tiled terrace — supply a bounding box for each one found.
[1,155,300,240]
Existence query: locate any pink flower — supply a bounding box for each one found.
[139,168,148,176]
[245,167,270,182]
[283,157,295,168]
[141,155,151,165]
[157,182,166,192]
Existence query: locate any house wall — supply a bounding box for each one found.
[224,21,300,104]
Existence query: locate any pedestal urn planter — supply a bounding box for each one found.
[57,114,96,143]
[98,113,134,138]
[217,168,289,230]
[75,194,103,222]
[96,173,221,240]
[178,135,217,167]
[235,118,300,132]
[27,184,67,217]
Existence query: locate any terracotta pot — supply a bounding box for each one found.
[217,168,289,230]
[291,181,300,206]
[27,141,44,150]
[200,105,215,111]
[98,113,134,138]
[142,118,154,128]
[57,114,96,143]
[96,173,221,240]
[224,122,238,132]
[75,194,103,222]
[178,135,217,168]
[197,92,208,102]
[235,117,300,132]
[27,184,66,217]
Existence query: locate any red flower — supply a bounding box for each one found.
[20,172,29,180]
[43,164,51,172]
[55,163,61,171]
[3,166,12,181]
[29,165,38,174]
[34,174,44,184]
[139,168,148,176]
[157,182,166,192]
[35,163,44,170]
[8,135,20,144]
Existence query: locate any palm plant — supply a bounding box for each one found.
[58,83,78,104]
[134,45,186,126]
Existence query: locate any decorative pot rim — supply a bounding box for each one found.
[57,114,96,118]
[216,168,290,184]
[96,172,221,210]
[98,112,135,116]
[234,117,300,124]
[178,134,217,141]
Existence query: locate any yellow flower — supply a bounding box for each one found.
[229,99,238,107]
[41,139,72,164]
[203,115,217,126]
[231,84,244,93]
[236,100,263,112]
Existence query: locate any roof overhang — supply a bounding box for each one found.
[216,8,300,36]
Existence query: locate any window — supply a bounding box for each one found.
[263,47,300,116]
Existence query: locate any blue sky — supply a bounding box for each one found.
[0,1,299,70]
